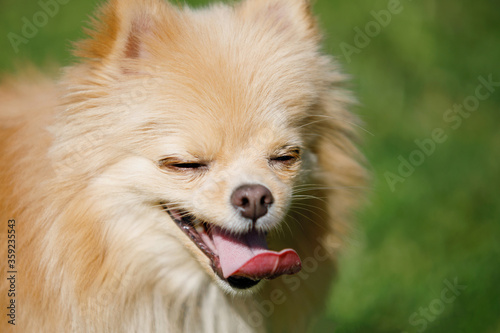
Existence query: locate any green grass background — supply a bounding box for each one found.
[1,0,498,332]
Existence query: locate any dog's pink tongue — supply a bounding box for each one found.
[211,227,301,280]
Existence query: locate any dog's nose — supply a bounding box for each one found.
[231,185,274,222]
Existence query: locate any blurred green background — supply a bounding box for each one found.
[1,0,498,332]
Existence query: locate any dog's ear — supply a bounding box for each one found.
[238,0,318,39]
[75,0,177,66]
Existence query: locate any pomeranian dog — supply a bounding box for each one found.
[0,0,365,332]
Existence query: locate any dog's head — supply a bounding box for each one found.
[53,0,362,293]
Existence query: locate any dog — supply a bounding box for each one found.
[0,0,366,331]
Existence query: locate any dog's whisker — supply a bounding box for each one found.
[291,194,327,201]
[290,204,327,221]
[300,114,375,137]
[292,185,370,193]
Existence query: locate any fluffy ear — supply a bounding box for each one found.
[74,0,174,64]
[237,0,318,38]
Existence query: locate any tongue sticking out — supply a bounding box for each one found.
[211,226,302,280]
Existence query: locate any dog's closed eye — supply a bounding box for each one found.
[159,158,209,172]
[269,148,301,168]
[171,162,207,169]
[271,155,297,162]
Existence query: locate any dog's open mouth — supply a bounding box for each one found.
[162,205,302,290]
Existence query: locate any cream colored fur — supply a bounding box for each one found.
[0,0,366,332]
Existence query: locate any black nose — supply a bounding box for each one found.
[231,184,274,222]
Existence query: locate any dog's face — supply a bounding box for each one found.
[151,96,306,290]
[57,0,338,292]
